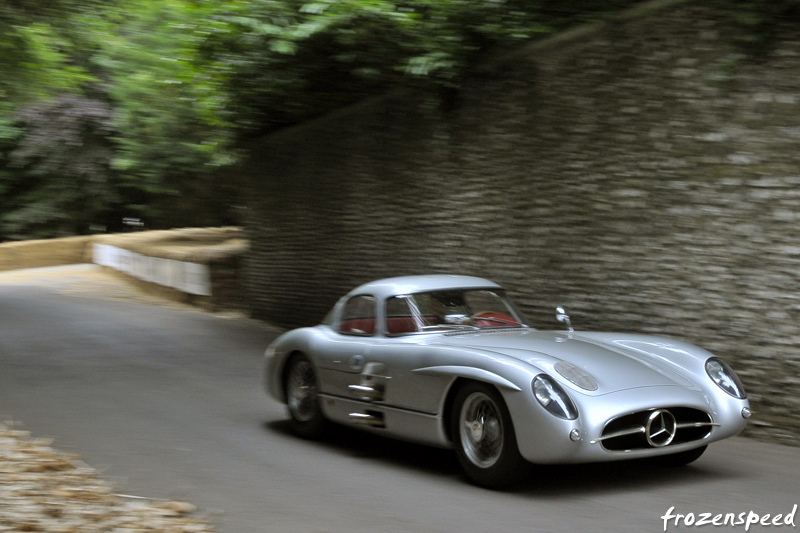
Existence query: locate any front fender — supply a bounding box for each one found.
[413,365,522,392]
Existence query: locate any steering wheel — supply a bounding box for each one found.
[469,311,518,327]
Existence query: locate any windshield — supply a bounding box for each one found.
[385,288,527,335]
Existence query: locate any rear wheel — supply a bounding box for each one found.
[284,353,326,439]
[451,382,531,489]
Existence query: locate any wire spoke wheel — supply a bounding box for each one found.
[451,382,530,488]
[284,354,326,438]
[460,392,504,468]
[287,358,318,422]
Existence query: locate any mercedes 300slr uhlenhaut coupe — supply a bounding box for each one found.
[264,275,750,488]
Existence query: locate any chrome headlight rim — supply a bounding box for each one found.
[705,357,747,399]
[532,374,578,420]
[264,345,277,360]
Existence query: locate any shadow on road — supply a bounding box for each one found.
[263,419,743,495]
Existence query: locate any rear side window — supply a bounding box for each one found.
[385,295,421,335]
[339,295,376,335]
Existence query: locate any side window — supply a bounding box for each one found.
[385,296,420,335]
[339,295,376,335]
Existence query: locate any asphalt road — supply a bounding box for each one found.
[0,266,798,533]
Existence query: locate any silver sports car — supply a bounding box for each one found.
[264,275,750,488]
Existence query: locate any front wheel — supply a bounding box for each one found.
[284,353,326,439]
[451,382,531,489]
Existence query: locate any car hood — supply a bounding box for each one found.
[432,329,699,395]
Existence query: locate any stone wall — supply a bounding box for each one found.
[242,0,800,443]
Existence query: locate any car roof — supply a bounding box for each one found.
[346,275,503,300]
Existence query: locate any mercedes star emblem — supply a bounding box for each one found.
[645,409,677,447]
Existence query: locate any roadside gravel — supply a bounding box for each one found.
[0,422,216,532]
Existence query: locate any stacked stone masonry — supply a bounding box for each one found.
[243,1,800,444]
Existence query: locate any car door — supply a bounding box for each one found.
[345,294,451,415]
[360,339,448,415]
[315,294,378,398]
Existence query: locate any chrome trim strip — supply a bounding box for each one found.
[349,413,385,427]
[676,421,721,429]
[319,393,440,417]
[348,384,383,400]
[590,426,645,444]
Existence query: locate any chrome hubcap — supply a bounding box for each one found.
[460,392,503,468]
[470,420,484,441]
[287,359,318,422]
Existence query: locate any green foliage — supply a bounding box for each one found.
[1,0,241,237]
[707,0,800,52]
[0,2,99,240]
[7,0,797,240]
[167,0,657,133]
[0,20,93,104]
[0,0,660,239]
[0,105,24,240]
[198,0,559,132]
[89,0,238,225]
[2,96,119,239]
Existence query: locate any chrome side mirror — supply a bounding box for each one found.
[556,306,573,334]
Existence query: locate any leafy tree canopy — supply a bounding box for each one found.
[2,0,799,240]
[192,0,653,134]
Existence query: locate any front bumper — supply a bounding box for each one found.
[510,385,749,465]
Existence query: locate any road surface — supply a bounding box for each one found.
[0,266,797,533]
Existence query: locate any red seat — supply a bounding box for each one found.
[386,317,419,334]
[340,318,376,335]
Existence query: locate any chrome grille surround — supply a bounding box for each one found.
[595,407,715,451]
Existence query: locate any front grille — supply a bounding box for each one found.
[599,407,713,451]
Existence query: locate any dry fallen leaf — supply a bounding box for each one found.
[0,422,216,532]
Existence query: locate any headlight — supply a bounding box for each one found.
[532,375,578,420]
[705,357,747,399]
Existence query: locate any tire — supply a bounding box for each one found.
[653,445,707,467]
[284,353,326,439]
[451,382,531,489]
